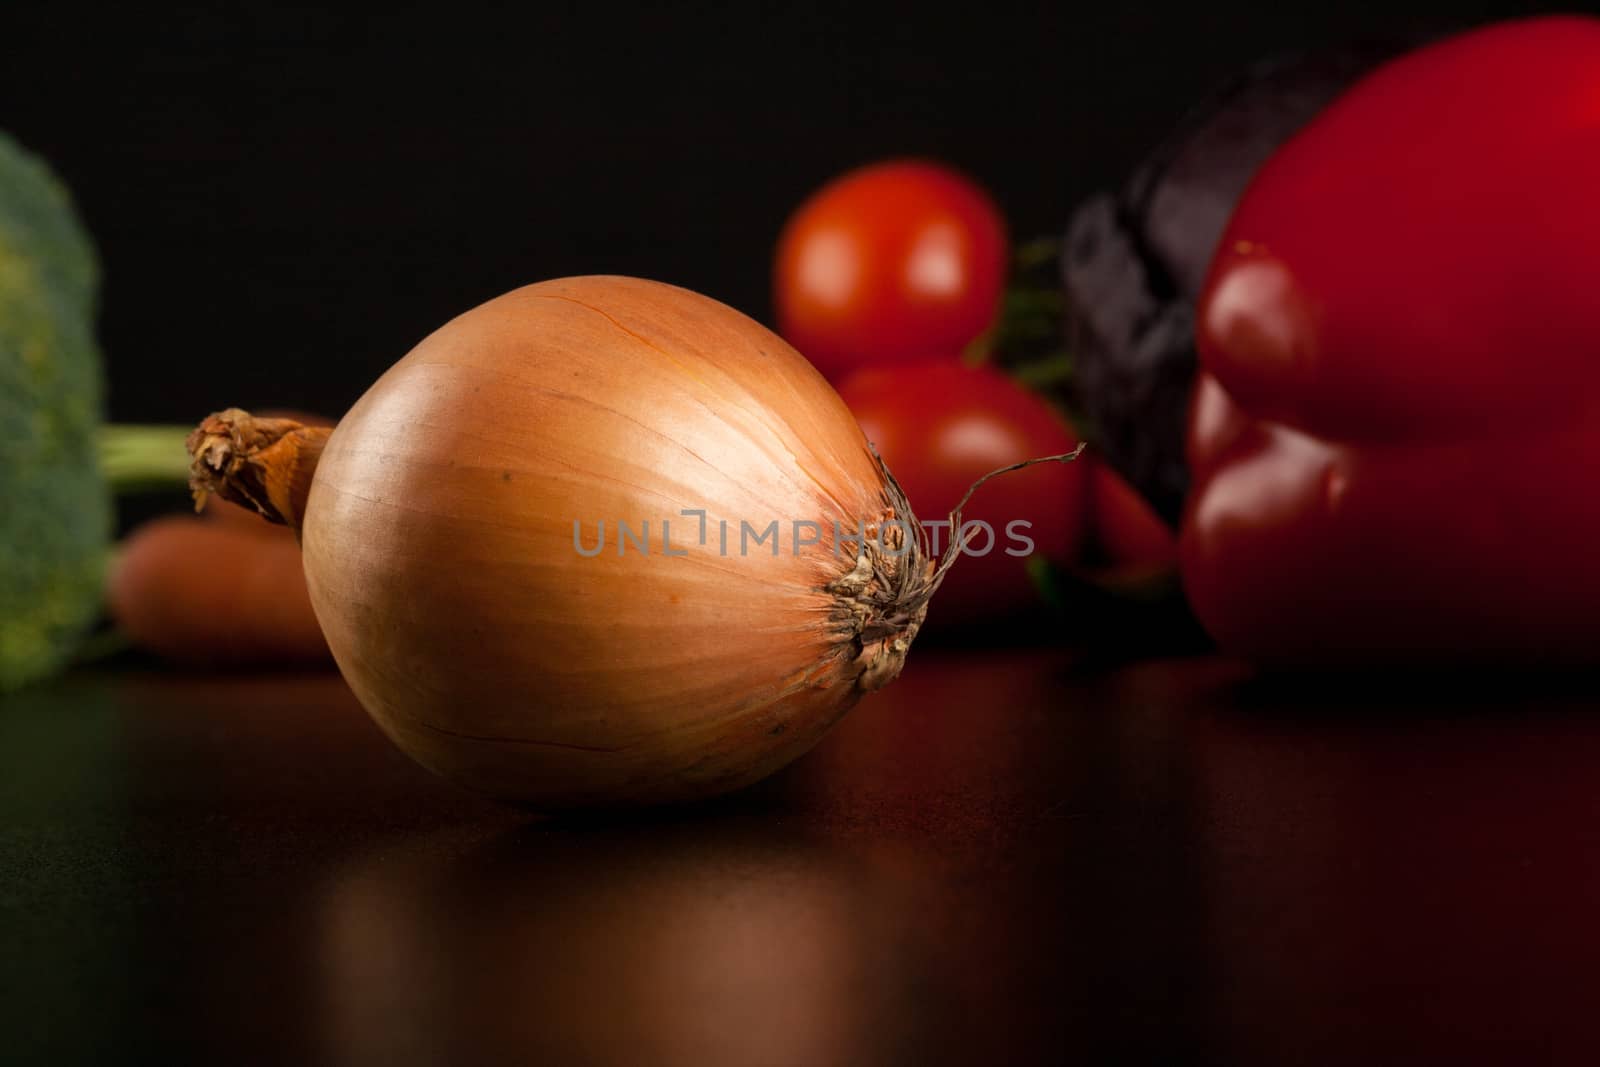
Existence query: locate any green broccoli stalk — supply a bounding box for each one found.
[98,425,199,492]
[1,133,192,692]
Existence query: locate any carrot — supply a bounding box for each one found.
[107,514,332,668]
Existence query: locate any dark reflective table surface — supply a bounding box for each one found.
[4,650,1599,1065]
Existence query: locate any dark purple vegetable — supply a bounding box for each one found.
[1061,40,1409,523]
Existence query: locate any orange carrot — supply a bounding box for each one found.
[107,515,331,668]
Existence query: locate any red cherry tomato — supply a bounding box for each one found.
[1087,459,1177,576]
[836,362,1086,626]
[775,160,1008,381]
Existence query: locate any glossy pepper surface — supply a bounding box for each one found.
[1181,16,1600,664]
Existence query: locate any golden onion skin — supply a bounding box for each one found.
[300,276,923,807]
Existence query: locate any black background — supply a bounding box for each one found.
[2,1,1563,424]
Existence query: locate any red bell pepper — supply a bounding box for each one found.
[1181,16,1600,664]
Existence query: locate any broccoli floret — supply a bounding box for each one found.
[0,132,111,692]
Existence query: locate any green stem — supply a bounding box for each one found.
[1007,351,1075,388]
[1014,236,1062,271]
[97,424,194,493]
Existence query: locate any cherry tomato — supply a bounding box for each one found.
[836,362,1086,626]
[1087,459,1177,576]
[775,160,1008,381]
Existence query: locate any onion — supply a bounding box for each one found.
[188,276,1077,807]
